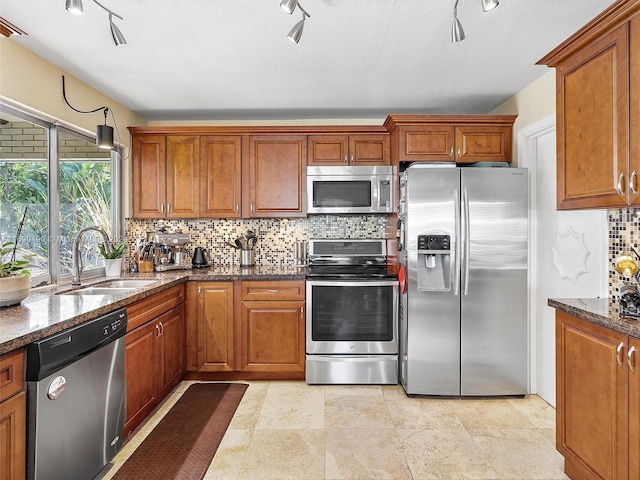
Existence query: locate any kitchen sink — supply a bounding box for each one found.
[96,280,157,288]
[63,287,137,295]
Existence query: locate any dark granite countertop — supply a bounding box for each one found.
[548,297,640,338]
[0,265,306,355]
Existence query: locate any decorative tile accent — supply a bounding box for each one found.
[125,215,390,267]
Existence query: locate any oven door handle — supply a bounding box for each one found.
[305,280,399,287]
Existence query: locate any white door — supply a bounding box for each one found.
[519,115,607,407]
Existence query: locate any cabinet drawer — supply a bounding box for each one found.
[126,284,185,331]
[0,348,24,403]
[240,281,305,301]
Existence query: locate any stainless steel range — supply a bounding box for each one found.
[305,239,399,385]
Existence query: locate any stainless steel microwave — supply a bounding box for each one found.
[306,166,396,214]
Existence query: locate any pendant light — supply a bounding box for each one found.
[65,0,83,15]
[482,0,499,12]
[452,0,465,43]
[62,75,114,150]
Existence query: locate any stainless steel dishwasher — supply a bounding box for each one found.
[25,308,127,480]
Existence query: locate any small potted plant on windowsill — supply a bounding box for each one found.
[99,241,127,277]
[0,241,31,307]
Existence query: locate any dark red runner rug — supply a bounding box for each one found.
[112,382,248,480]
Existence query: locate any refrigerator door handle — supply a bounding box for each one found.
[454,190,461,295]
[462,188,470,295]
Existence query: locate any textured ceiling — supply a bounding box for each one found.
[0,0,618,121]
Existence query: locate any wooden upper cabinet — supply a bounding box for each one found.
[132,135,166,218]
[630,336,640,480]
[630,14,640,206]
[454,125,512,164]
[539,3,640,209]
[397,125,455,162]
[131,134,198,218]
[166,135,199,218]
[308,134,390,166]
[200,136,242,218]
[386,116,514,164]
[247,135,306,217]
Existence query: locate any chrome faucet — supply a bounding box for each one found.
[72,226,113,286]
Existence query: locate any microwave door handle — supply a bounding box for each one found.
[454,190,461,296]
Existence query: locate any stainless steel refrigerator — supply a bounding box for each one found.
[398,164,529,396]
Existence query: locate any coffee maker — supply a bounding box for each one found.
[147,231,192,271]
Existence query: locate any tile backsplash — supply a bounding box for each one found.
[609,208,640,300]
[126,215,391,267]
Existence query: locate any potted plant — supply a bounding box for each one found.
[0,241,31,307]
[99,241,127,277]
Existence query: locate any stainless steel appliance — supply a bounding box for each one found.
[305,239,399,384]
[398,164,529,396]
[26,308,127,480]
[147,231,191,271]
[306,166,396,214]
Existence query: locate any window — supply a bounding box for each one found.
[0,104,122,286]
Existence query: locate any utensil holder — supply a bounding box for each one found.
[240,249,254,267]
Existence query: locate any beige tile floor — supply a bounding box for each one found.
[104,381,569,480]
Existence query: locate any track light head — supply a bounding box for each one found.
[452,17,465,43]
[65,0,83,15]
[109,14,127,46]
[482,0,499,12]
[280,0,298,14]
[287,18,305,43]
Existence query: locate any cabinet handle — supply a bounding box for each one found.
[267,289,279,293]
[343,152,348,164]
[155,324,161,338]
[236,203,240,213]
[161,203,164,214]
[350,152,354,163]
[198,285,202,298]
[631,171,638,196]
[450,145,454,158]
[159,322,164,336]
[457,147,461,158]
[300,306,304,320]
[617,342,625,367]
[251,203,255,213]
[629,346,637,372]
[617,173,626,195]
[167,203,170,214]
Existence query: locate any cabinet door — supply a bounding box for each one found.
[197,282,235,372]
[166,135,199,218]
[556,25,629,209]
[238,300,305,373]
[397,125,455,162]
[629,336,640,480]
[247,135,306,217]
[124,321,159,437]
[630,14,640,206]
[349,134,390,165]
[454,126,511,164]
[556,312,627,480]
[307,135,348,166]
[0,391,26,480]
[157,305,185,399]
[200,136,242,217]
[132,135,166,218]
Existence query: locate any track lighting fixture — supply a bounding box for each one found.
[452,0,499,43]
[62,75,114,150]
[65,0,126,46]
[280,0,310,44]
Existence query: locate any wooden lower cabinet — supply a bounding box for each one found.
[186,280,305,378]
[0,348,25,480]
[556,311,632,479]
[124,289,185,438]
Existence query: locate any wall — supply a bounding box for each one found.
[490,70,556,166]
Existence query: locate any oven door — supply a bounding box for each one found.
[306,279,399,354]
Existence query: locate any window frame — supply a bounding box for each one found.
[0,102,123,286]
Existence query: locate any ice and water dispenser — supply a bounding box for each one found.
[417,234,451,291]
